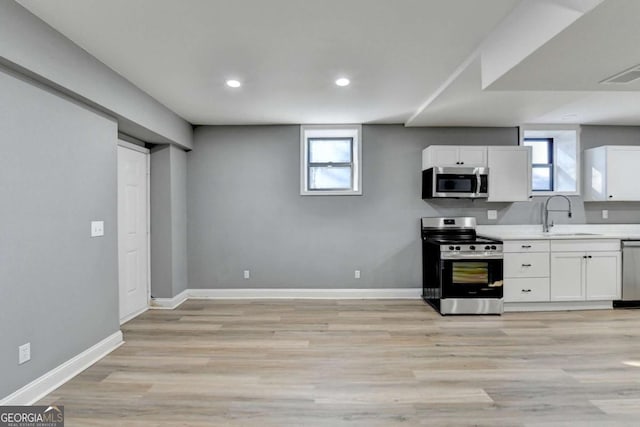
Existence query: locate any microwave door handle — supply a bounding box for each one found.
[475,173,481,196]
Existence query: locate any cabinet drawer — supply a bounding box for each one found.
[504,278,550,302]
[550,239,620,252]
[504,253,550,277]
[504,240,550,253]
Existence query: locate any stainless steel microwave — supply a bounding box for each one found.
[422,167,489,199]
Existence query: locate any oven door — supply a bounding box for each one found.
[440,255,503,298]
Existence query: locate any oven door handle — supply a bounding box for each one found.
[441,253,503,260]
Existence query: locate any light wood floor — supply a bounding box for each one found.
[39,300,640,426]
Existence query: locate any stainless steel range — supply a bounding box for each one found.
[421,217,504,315]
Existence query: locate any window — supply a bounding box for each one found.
[520,126,580,195]
[300,125,362,195]
[523,138,553,191]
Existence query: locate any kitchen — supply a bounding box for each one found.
[3,0,640,425]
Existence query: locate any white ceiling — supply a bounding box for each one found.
[15,0,640,127]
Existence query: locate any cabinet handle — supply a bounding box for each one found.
[583,256,587,259]
[609,195,613,198]
[588,255,593,259]
[460,162,464,165]
[521,245,532,248]
[521,263,532,267]
[521,289,532,293]
[455,161,460,165]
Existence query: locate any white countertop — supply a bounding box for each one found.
[476,224,640,241]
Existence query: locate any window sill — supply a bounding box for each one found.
[531,191,580,197]
[301,190,362,196]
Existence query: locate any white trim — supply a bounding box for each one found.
[150,289,190,309]
[0,331,123,406]
[146,153,151,309]
[519,124,581,196]
[117,138,149,154]
[505,300,612,312]
[119,306,149,325]
[300,124,363,196]
[187,288,421,300]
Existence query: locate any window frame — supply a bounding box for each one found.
[307,137,354,191]
[300,124,362,196]
[519,125,581,196]
[524,137,554,192]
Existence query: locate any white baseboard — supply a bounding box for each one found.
[505,301,613,312]
[187,288,421,299]
[0,330,123,406]
[119,306,149,325]
[149,289,189,309]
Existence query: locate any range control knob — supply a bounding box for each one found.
[491,245,497,250]
[448,246,454,250]
[484,245,491,250]
[455,246,461,250]
[469,245,475,250]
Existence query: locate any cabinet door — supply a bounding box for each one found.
[586,251,621,300]
[431,146,460,167]
[550,252,585,301]
[606,148,640,201]
[458,147,487,167]
[487,146,531,202]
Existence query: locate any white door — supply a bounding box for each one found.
[458,147,487,167]
[487,146,531,202]
[118,143,149,323]
[586,251,621,300]
[432,146,460,166]
[606,148,640,201]
[550,252,585,301]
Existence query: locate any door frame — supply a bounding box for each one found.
[117,139,151,324]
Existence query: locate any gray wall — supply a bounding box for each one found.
[0,1,193,149]
[187,125,516,290]
[171,146,188,296]
[150,145,188,298]
[0,68,119,398]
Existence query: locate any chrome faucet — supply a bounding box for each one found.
[543,195,572,232]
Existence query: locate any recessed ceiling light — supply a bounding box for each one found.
[335,78,350,87]
[226,79,241,88]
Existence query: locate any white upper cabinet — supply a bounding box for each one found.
[422,145,487,169]
[487,146,532,202]
[583,146,640,201]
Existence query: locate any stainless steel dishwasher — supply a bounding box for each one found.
[615,241,640,307]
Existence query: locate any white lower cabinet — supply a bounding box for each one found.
[504,240,550,303]
[549,242,621,302]
[585,251,621,300]
[504,238,621,309]
[550,252,585,301]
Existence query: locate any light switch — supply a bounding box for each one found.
[91,221,104,237]
[487,210,498,220]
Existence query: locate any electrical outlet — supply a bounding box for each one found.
[91,221,104,237]
[602,210,609,219]
[487,210,498,220]
[18,343,31,365]
[243,270,250,279]
[354,270,361,279]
